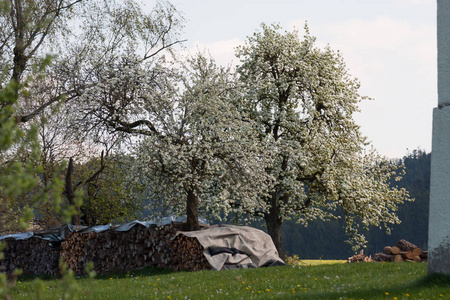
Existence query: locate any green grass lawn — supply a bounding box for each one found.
[10,262,450,299]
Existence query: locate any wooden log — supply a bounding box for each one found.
[373,252,393,262]
[397,239,419,252]
[420,251,428,260]
[404,249,421,260]
[394,254,403,263]
[383,246,400,255]
[412,247,422,256]
[391,246,401,255]
[413,255,421,262]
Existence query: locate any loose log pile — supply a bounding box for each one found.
[372,239,428,263]
[1,237,60,276]
[2,222,213,276]
[169,233,212,271]
[347,250,372,263]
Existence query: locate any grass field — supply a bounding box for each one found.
[9,261,450,299]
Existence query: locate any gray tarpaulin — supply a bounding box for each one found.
[0,216,209,240]
[113,216,209,231]
[0,231,34,241]
[178,224,285,270]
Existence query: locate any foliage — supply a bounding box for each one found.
[363,149,431,253]
[280,148,431,259]
[235,23,411,254]
[11,263,450,299]
[130,54,272,229]
[1,0,180,227]
[40,0,187,225]
[50,0,271,229]
[0,0,82,119]
[0,68,61,300]
[0,80,34,233]
[0,0,89,229]
[0,78,66,234]
[76,155,145,225]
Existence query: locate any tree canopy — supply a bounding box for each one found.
[130,54,272,230]
[235,23,411,254]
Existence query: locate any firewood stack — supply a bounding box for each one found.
[1,237,60,276]
[2,222,213,276]
[59,222,213,275]
[169,233,212,271]
[60,223,186,275]
[372,239,428,263]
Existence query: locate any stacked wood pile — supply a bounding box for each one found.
[60,223,212,275]
[169,233,212,271]
[372,239,428,263]
[2,222,213,276]
[347,250,372,263]
[1,237,60,276]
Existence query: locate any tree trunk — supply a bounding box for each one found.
[264,196,285,259]
[186,188,199,231]
[65,157,81,225]
[12,0,27,86]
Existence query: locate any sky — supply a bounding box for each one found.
[148,0,437,159]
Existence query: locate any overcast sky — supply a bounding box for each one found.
[149,0,437,159]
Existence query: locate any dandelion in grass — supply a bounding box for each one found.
[385,292,389,295]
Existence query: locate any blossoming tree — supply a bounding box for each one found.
[48,0,272,229]
[235,23,411,255]
[129,54,272,230]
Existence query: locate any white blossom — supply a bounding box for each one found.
[236,23,411,251]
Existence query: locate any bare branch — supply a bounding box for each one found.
[142,39,186,61]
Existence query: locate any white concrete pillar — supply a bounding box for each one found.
[428,0,450,274]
